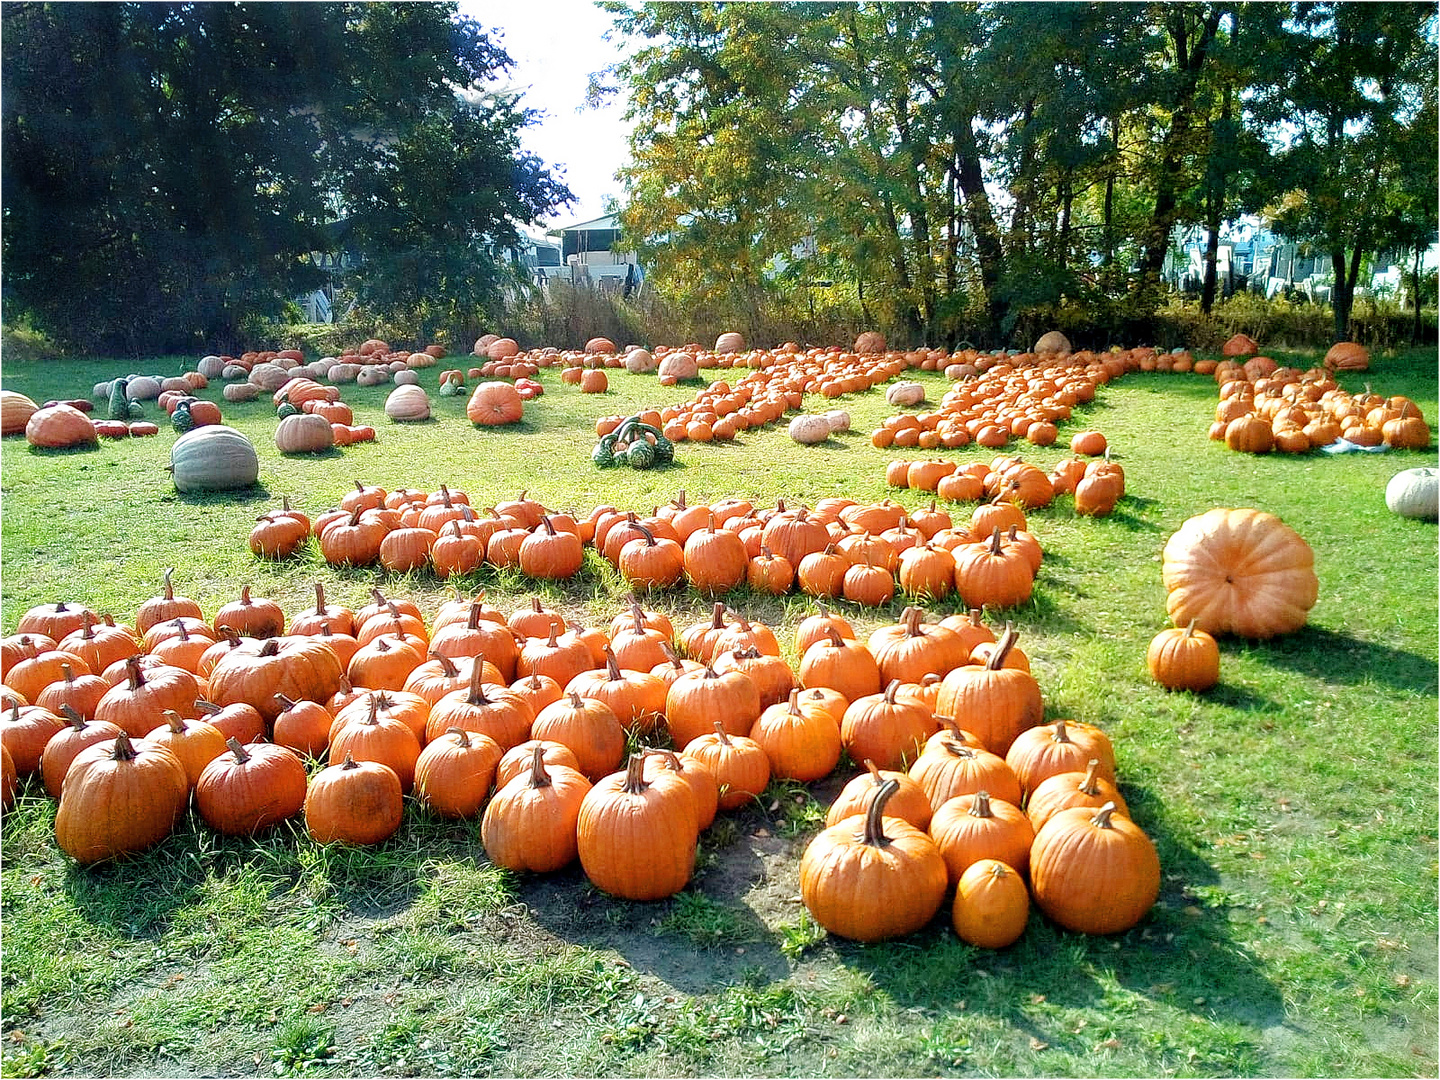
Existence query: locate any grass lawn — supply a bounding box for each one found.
[1,343,1435,1078]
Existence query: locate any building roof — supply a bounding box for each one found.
[552,213,621,232]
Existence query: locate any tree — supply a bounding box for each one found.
[1253,2,1436,341]
[1,2,571,354]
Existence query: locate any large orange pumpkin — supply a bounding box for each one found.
[1161,508,1318,638]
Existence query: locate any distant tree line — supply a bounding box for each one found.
[2,2,573,355]
[603,1,1436,346]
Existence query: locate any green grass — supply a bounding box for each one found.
[1,344,1436,1077]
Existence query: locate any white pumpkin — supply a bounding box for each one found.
[125,376,162,401]
[169,426,260,492]
[222,383,261,403]
[221,365,249,381]
[197,355,226,379]
[392,369,419,386]
[788,414,832,445]
[385,384,431,421]
[886,381,926,407]
[247,363,291,391]
[824,410,851,434]
[624,348,657,374]
[327,363,360,384]
[1385,467,1439,521]
[657,352,699,381]
[1033,331,1071,354]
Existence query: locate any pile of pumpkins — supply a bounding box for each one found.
[1207,354,1430,454]
[1,580,1158,946]
[199,341,446,396]
[883,439,1126,518]
[249,484,1048,612]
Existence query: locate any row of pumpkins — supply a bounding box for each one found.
[1208,358,1430,454]
[1,580,1157,944]
[882,441,1128,518]
[249,484,1047,611]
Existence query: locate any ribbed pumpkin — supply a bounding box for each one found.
[642,748,720,831]
[481,744,592,873]
[681,721,771,811]
[195,738,308,835]
[825,759,933,831]
[577,754,698,900]
[1004,718,1116,799]
[840,680,937,772]
[143,710,227,789]
[425,658,533,749]
[529,692,625,781]
[54,732,188,863]
[952,859,1030,948]
[1030,802,1160,935]
[933,627,1042,755]
[1161,508,1318,638]
[799,627,882,703]
[329,696,422,792]
[413,727,503,819]
[169,426,259,491]
[40,707,124,798]
[749,689,842,782]
[1026,759,1130,833]
[207,637,344,724]
[304,754,404,845]
[564,647,667,734]
[94,658,202,738]
[799,779,948,942]
[928,789,1034,885]
[1146,621,1221,691]
[26,404,99,449]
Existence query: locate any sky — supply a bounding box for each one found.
[459,0,636,233]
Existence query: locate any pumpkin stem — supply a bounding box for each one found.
[259,639,281,657]
[162,567,176,600]
[466,653,490,704]
[988,527,1004,555]
[163,710,186,734]
[858,778,898,848]
[603,645,622,682]
[621,752,650,794]
[225,736,251,763]
[125,655,146,690]
[1091,801,1118,828]
[1050,718,1071,742]
[883,679,901,704]
[195,699,221,716]
[528,743,553,788]
[109,731,138,762]
[58,703,86,730]
[467,603,483,631]
[1077,759,1102,796]
[1184,618,1197,638]
[863,758,883,784]
[340,752,360,770]
[986,625,1019,671]
[446,727,472,748]
[786,688,801,715]
[711,720,732,746]
[968,790,993,818]
[273,693,297,711]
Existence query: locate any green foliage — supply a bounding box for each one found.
[1,3,570,356]
[605,2,1436,345]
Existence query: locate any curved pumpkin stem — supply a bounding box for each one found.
[858,778,899,848]
[986,625,1019,671]
[225,736,251,763]
[1076,759,1103,796]
[1090,801,1119,828]
[161,567,177,600]
[162,710,187,734]
[711,720,733,746]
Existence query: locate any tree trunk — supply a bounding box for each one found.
[953,124,1007,341]
[1330,247,1365,341]
[1056,177,1073,272]
[1102,114,1118,276]
[1200,192,1222,313]
[1413,246,1424,344]
[1136,8,1223,295]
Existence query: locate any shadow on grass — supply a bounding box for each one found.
[167,482,275,508]
[1247,625,1438,693]
[837,801,1287,1048]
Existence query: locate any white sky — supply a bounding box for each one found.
[458,0,635,231]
